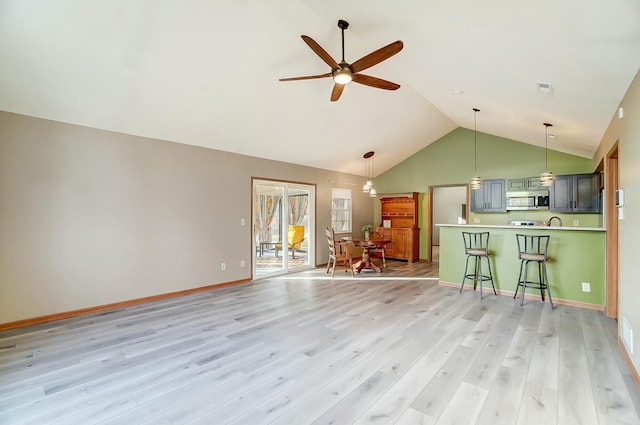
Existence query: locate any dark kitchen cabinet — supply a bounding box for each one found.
[549,173,601,213]
[507,176,545,192]
[471,179,506,212]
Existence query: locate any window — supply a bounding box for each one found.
[331,188,352,233]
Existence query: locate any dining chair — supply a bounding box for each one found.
[326,227,355,278]
[369,227,387,267]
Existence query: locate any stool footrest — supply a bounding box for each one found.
[460,246,497,299]
[465,274,493,282]
[513,257,554,309]
[517,280,549,289]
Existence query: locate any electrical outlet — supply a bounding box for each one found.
[240,218,246,226]
[581,282,591,292]
[240,260,245,268]
[220,262,226,271]
[474,217,480,224]
[573,219,579,226]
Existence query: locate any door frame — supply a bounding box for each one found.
[252,178,316,279]
[605,142,619,318]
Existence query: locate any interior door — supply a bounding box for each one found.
[253,180,315,278]
[430,185,468,262]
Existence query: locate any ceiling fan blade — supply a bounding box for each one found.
[301,35,340,69]
[331,83,345,102]
[279,72,332,82]
[352,74,400,90]
[350,40,404,73]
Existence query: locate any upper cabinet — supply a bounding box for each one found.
[470,179,506,212]
[380,193,419,228]
[507,176,545,192]
[549,173,601,213]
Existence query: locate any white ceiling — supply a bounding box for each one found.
[1,0,639,176]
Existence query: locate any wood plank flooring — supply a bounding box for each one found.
[1,260,639,425]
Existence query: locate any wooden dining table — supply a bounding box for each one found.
[349,239,391,273]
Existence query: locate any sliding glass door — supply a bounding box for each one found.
[253,180,315,278]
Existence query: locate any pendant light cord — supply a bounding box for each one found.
[371,156,374,182]
[544,122,553,171]
[473,108,480,176]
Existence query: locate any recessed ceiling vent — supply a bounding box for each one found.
[537,82,553,94]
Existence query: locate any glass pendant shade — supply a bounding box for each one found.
[470,177,483,190]
[369,187,377,197]
[540,171,555,186]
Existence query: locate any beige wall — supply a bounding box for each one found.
[595,70,640,374]
[0,111,373,324]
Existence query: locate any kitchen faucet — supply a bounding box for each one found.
[548,216,563,227]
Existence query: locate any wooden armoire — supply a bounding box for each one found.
[378,192,419,262]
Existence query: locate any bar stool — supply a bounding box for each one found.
[460,232,497,298]
[513,234,554,309]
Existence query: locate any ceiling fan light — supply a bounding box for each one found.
[333,67,353,85]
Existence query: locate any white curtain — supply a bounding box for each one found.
[288,194,309,225]
[255,195,281,242]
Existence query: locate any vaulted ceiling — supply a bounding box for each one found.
[1,1,639,176]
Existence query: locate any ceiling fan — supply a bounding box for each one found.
[279,20,404,102]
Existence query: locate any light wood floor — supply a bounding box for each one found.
[1,260,639,425]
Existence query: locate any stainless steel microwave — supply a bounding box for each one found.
[505,191,549,210]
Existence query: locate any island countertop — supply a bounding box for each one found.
[436,223,605,232]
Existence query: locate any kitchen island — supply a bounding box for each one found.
[437,224,606,308]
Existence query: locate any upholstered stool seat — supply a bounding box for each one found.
[460,232,497,299]
[519,252,546,261]
[513,234,554,309]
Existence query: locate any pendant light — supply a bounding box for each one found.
[469,108,482,190]
[540,123,554,186]
[361,151,377,197]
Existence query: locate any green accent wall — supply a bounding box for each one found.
[438,226,605,306]
[373,128,600,259]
